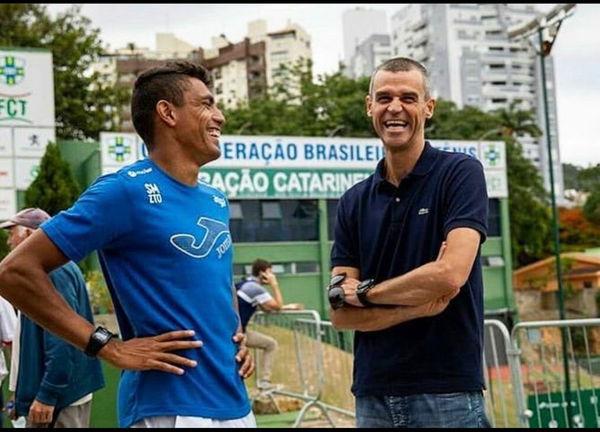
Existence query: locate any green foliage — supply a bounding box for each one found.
[505,140,553,267]
[24,142,80,215]
[583,189,600,225]
[563,163,583,190]
[0,4,128,140]
[577,164,600,192]
[86,270,114,314]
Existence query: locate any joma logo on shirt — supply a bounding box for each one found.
[170,217,231,259]
[145,183,162,204]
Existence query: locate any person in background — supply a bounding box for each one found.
[0,208,105,428]
[237,258,303,390]
[0,294,17,427]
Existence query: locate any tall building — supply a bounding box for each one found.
[342,8,388,76]
[390,4,564,199]
[155,33,195,59]
[247,19,312,93]
[203,37,267,109]
[349,34,391,79]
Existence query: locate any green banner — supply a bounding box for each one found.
[527,389,600,428]
[199,167,373,199]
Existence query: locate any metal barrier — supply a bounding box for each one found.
[510,318,600,428]
[249,310,354,427]
[248,311,600,428]
[483,319,518,428]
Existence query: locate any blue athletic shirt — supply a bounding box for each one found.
[41,158,250,427]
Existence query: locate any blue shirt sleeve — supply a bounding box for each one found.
[443,157,489,243]
[331,194,360,269]
[41,174,134,262]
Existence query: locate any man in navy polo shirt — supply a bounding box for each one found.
[330,57,491,428]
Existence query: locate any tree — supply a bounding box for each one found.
[563,163,583,190]
[24,142,80,215]
[577,164,600,192]
[583,189,600,225]
[0,4,128,140]
[559,207,600,250]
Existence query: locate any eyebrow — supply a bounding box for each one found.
[201,95,215,104]
[374,90,419,99]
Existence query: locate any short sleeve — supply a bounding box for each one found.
[330,195,359,269]
[443,158,488,243]
[238,282,273,306]
[41,174,134,262]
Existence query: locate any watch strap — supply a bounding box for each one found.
[84,326,115,357]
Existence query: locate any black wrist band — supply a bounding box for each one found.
[84,326,115,357]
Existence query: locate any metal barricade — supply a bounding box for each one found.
[483,319,519,428]
[511,318,600,428]
[249,310,347,427]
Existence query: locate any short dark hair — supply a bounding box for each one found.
[252,259,272,277]
[131,61,212,149]
[369,57,431,100]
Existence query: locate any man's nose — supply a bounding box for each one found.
[213,107,225,126]
[387,98,404,113]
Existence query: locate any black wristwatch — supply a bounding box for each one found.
[356,279,377,307]
[84,326,115,357]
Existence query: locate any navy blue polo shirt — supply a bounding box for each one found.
[331,141,488,397]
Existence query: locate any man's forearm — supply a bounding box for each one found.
[369,261,459,307]
[0,259,94,351]
[330,304,422,332]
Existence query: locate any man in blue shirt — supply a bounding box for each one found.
[330,57,491,428]
[1,208,104,428]
[0,62,255,428]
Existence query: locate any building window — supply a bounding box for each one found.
[230,202,243,219]
[583,281,593,289]
[262,201,282,219]
[229,199,318,242]
[327,199,339,240]
[488,198,501,237]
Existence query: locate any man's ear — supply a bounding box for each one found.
[156,100,177,127]
[365,94,372,117]
[425,98,436,119]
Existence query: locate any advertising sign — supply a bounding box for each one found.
[0,50,55,127]
[100,134,508,199]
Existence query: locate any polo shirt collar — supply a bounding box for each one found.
[374,141,437,185]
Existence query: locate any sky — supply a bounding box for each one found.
[46,3,600,168]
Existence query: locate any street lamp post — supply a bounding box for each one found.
[508,4,576,427]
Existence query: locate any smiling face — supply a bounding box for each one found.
[171,77,226,165]
[366,68,435,152]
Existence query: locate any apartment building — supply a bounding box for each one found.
[390,4,564,198]
[342,8,388,77]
